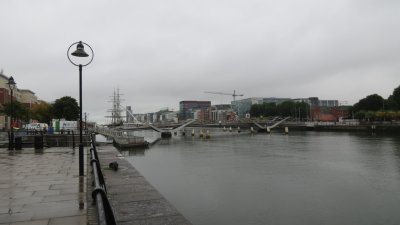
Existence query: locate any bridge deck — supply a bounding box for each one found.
[253,116,291,130]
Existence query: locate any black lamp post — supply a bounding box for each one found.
[7,76,16,150]
[67,41,94,177]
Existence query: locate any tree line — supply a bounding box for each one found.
[249,85,400,121]
[351,85,400,121]
[249,101,310,119]
[1,96,79,125]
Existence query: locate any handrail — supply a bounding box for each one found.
[90,133,117,225]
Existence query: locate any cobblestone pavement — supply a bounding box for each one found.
[0,147,87,225]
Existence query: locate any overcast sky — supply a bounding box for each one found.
[1,0,399,123]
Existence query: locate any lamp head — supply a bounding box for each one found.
[7,76,16,90]
[71,41,89,57]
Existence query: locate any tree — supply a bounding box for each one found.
[277,101,295,117]
[264,103,278,116]
[1,101,30,123]
[52,96,79,120]
[353,94,384,112]
[387,85,400,110]
[31,101,53,123]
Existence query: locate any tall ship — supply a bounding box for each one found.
[105,88,124,126]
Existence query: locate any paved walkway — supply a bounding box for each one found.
[0,147,87,225]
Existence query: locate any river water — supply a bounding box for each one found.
[122,130,400,225]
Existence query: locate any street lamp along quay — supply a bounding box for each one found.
[7,76,16,150]
[67,41,94,177]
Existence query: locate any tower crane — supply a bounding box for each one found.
[204,90,244,118]
[204,90,244,102]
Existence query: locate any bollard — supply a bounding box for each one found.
[284,127,289,135]
[223,126,226,132]
[191,129,195,136]
[267,127,271,134]
[238,126,241,133]
[15,137,22,150]
[109,162,119,171]
[34,135,43,149]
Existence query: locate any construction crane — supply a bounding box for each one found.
[204,90,244,102]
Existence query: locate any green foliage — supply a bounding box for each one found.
[0,96,79,125]
[276,101,294,117]
[353,94,384,112]
[352,85,400,121]
[387,85,400,110]
[250,103,277,117]
[1,102,30,122]
[31,102,53,123]
[354,110,400,121]
[52,96,79,120]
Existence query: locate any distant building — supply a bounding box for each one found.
[213,104,231,110]
[179,101,211,120]
[0,72,39,129]
[232,96,342,120]
[311,106,349,122]
[126,106,133,123]
[157,109,178,123]
[295,97,344,121]
[18,89,38,108]
[210,106,236,122]
[232,97,291,118]
[319,100,339,107]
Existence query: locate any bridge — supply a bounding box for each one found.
[91,126,148,147]
[253,116,291,132]
[148,119,196,138]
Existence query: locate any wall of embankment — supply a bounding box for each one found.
[94,145,193,224]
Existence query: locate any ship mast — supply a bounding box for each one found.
[105,88,124,125]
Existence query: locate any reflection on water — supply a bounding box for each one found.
[126,131,400,225]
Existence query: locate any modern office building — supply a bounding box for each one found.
[319,100,339,107]
[232,96,340,118]
[179,100,211,120]
[232,97,291,118]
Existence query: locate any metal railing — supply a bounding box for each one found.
[90,133,117,225]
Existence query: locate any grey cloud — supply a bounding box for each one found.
[1,0,399,123]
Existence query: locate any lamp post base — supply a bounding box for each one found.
[79,144,84,176]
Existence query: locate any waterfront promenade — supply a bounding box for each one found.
[0,143,192,225]
[0,147,87,225]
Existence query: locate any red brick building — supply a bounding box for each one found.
[0,72,39,129]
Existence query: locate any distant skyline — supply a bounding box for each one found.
[1,1,399,123]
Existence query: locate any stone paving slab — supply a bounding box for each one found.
[0,147,87,225]
[96,146,192,225]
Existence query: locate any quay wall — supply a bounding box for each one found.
[95,145,193,225]
[276,123,400,133]
[187,123,400,133]
[117,122,400,134]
